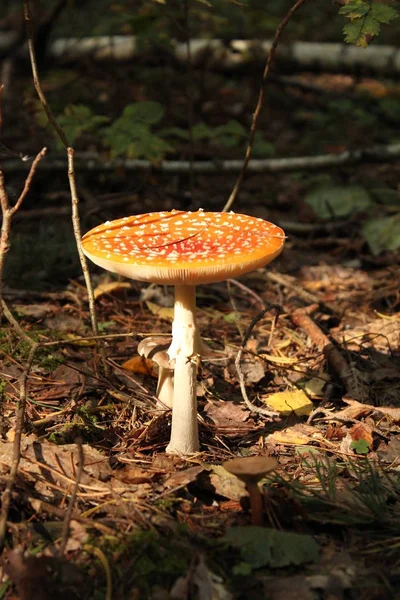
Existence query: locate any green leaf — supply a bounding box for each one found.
[370,2,398,23]
[350,439,370,454]
[252,132,276,158]
[339,2,370,19]
[361,14,381,35]
[57,104,109,146]
[305,185,372,219]
[160,127,190,140]
[362,214,400,255]
[192,122,214,141]
[213,120,247,139]
[370,188,400,206]
[232,562,252,576]
[379,97,400,124]
[344,19,379,46]
[122,101,164,125]
[223,526,319,570]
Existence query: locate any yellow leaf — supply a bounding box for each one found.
[94,281,131,299]
[262,389,314,416]
[302,370,329,398]
[145,301,174,321]
[265,429,310,445]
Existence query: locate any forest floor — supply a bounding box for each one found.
[0,49,400,600]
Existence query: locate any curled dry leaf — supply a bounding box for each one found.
[94,280,131,299]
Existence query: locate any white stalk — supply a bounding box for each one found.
[166,285,200,454]
[156,367,174,409]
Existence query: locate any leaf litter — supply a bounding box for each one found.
[1,255,400,598]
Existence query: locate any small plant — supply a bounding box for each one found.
[102,101,172,160]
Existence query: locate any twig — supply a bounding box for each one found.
[235,304,281,417]
[0,342,38,553]
[59,438,84,556]
[222,0,307,212]
[23,0,98,336]
[227,278,266,310]
[0,147,47,321]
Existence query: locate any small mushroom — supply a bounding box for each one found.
[223,456,277,526]
[82,209,285,455]
[138,337,174,408]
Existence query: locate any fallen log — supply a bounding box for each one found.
[1,34,400,75]
[2,143,400,174]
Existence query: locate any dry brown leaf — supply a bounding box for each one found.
[206,465,246,501]
[265,423,320,446]
[327,398,400,423]
[265,429,310,445]
[204,401,251,427]
[164,465,205,488]
[121,355,157,377]
[349,423,373,446]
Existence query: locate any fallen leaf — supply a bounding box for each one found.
[300,369,330,398]
[164,465,205,488]
[205,465,246,501]
[328,398,400,424]
[204,401,251,427]
[146,300,174,321]
[349,423,373,446]
[121,355,157,377]
[262,389,314,416]
[265,424,319,446]
[94,280,131,299]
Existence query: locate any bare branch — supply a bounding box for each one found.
[23,0,98,336]
[11,147,47,214]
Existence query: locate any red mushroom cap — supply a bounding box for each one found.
[82,209,285,285]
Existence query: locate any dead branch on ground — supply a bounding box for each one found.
[5,141,400,175]
[291,304,370,401]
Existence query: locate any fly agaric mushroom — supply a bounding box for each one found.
[81,209,285,455]
[223,456,277,525]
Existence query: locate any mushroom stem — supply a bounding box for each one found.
[156,367,174,409]
[166,285,200,454]
[246,482,263,526]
